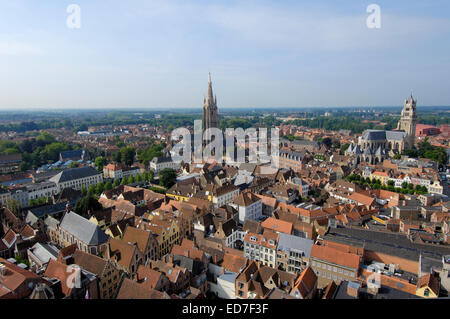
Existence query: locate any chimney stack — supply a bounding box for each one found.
[347,281,360,298]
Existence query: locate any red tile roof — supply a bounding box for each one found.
[261,217,293,234]
[310,244,360,270]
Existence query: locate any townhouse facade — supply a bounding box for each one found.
[243,231,278,268]
[73,249,122,299]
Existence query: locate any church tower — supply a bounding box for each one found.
[202,73,219,144]
[397,94,417,149]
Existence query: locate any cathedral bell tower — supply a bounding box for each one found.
[397,94,417,149]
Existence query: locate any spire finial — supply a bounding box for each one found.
[208,72,211,83]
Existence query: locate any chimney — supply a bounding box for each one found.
[347,282,360,298]
[0,263,7,277]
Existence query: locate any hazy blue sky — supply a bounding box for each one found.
[0,0,449,109]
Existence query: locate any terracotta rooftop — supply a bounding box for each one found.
[310,244,360,270]
[261,217,293,235]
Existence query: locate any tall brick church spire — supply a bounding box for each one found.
[202,73,219,144]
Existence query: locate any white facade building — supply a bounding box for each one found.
[231,192,263,225]
[49,166,103,192]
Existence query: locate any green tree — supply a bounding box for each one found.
[68,161,79,168]
[127,175,135,184]
[113,151,122,163]
[14,254,30,267]
[36,131,56,144]
[339,143,350,155]
[120,147,135,166]
[95,156,108,172]
[148,170,154,181]
[87,184,96,196]
[29,197,47,207]
[6,199,22,216]
[321,137,332,148]
[137,144,164,167]
[159,168,177,188]
[113,179,120,188]
[95,182,105,195]
[74,195,102,217]
[105,181,113,190]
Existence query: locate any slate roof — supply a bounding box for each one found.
[0,153,22,164]
[59,211,109,245]
[151,156,173,164]
[279,149,304,161]
[277,233,314,258]
[386,131,407,141]
[49,166,100,184]
[362,130,407,141]
[27,202,74,219]
[172,255,204,276]
[28,242,59,264]
[60,150,85,160]
[238,163,257,174]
